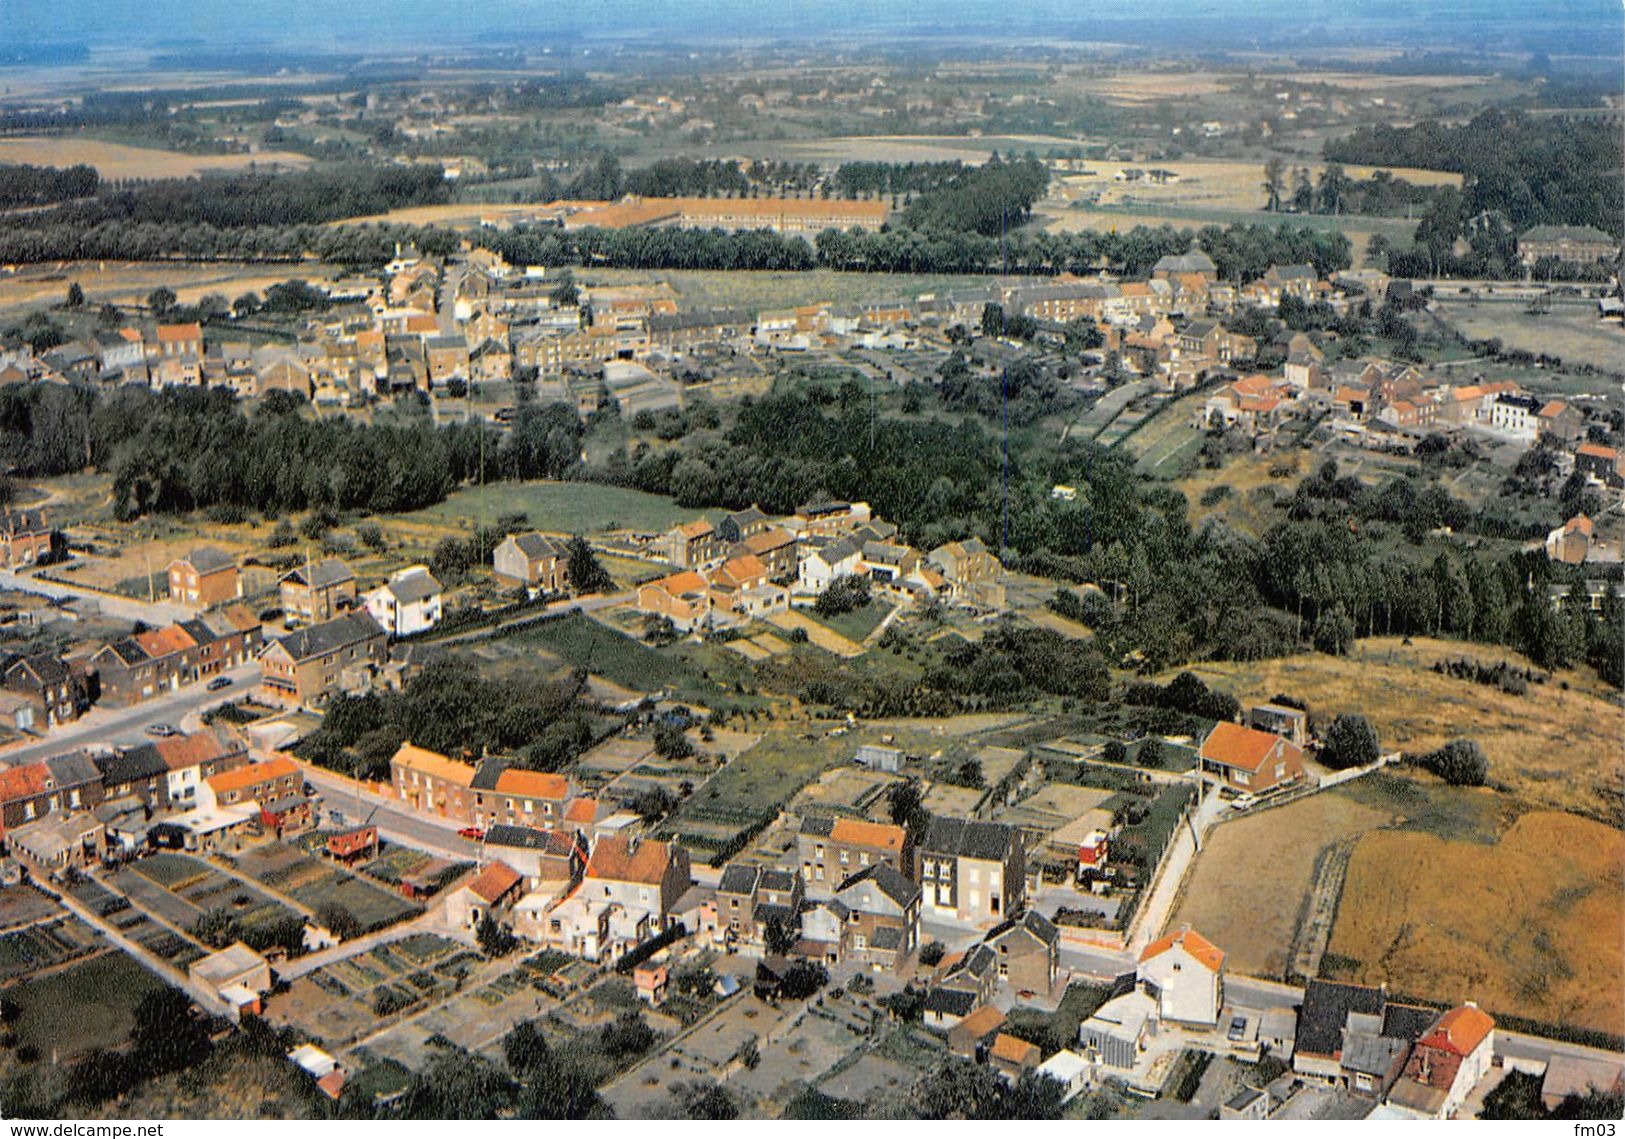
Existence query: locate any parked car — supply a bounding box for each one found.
[458,827,485,841]
[145,723,180,738]
[1227,1015,1249,1041]
[328,809,346,827]
[206,676,233,691]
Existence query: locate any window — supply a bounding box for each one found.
[860,852,869,866]
[839,850,849,865]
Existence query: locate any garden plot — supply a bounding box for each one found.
[0,915,100,981]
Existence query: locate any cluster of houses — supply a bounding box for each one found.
[0,726,315,877]
[636,501,1004,632]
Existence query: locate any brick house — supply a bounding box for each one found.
[796,815,908,898]
[2,652,82,728]
[390,742,477,822]
[0,509,54,570]
[279,559,357,627]
[257,611,388,708]
[470,761,571,830]
[168,547,241,609]
[492,532,572,592]
[984,909,1061,995]
[1198,721,1306,794]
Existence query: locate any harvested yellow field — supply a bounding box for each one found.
[0,137,311,180]
[1026,608,1092,640]
[1051,159,1460,213]
[1327,812,1625,1036]
[0,261,336,312]
[1172,791,1391,979]
[1176,636,1623,821]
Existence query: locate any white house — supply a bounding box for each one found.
[1137,925,1225,1027]
[363,566,444,637]
[797,537,864,595]
[1385,1004,1496,1119]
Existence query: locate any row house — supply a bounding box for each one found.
[0,752,104,835]
[470,762,572,830]
[731,527,798,582]
[542,835,691,961]
[92,729,249,812]
[787,500,872,539]
[915,816,1027,927]
[654,519,719,569]
[796,814,908,897]
[391,742,477,820]
[92,609,262,706]
[200,753,302,811]
[801,862,921,971]
[483,824,587,896]
[715,864,804,953]
[715,505,771,546]
[646,309,750,353]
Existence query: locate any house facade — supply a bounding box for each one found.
[279,560,357,627]
[363,567,443,637]
[1198,721,1306,794]
[915,816,1026,926]
[492,532,572,592]
[168,547,241,609]
[796,815,908,897]
[257,611,389,707]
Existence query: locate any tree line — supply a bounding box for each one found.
[0,162,99,209]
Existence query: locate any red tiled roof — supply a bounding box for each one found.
[1578,442,1619,460]
[494,768,569,800]
[206,755,298,796]
[134,624,197,658]
[563,797,599,825]
[0,762,51,804]
[466,860,522,904]
[155,730,238,772]
[829,817,906,853]
[587,835,675,886]
[990,1033,1041,1067]
[1199,721,1287,774]
[156,322,203,342]
[1418,1004,1495,1058]
[1139,926,1226,972]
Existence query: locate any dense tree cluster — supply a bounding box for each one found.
[0,162,99,208]
[1325,110,1623,236]
[902,154,1051,236]
[297,657,600,779]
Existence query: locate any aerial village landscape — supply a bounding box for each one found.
[0,0,1620,1124]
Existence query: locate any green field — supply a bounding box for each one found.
[10,951,167,1059]
[506,612,694,692]
[405,480,705,536]
[814,601,893,645]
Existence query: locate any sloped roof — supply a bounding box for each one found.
[156,729,241,772]
[588,835,675,886]
[134,624,197,658]
[380,567,441,604]
[953,1004,1008,1041]
[494,768,570,800]
[834,862,918,910]
[1297,979,1385,1057]
[0,762,51,803]
[281,559,354,589]
[829,816,906,853]
[1417,1004,1495,1058]
[920,816,1017,861]
[178,546,236,574]
[390,742,475,787]
[1199,721,1289,774]
[509,531,569,560]
[485,825,578,856]
[1140,926,1225,972]
[991,1033,1041,1067]
[269,611,384,663]
[465,861,522,904]
[206,755,297,797]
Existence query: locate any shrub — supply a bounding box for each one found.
[1411,738,1488,786]
[1320,713,1380,770]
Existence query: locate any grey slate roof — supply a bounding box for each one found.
[382,568,442,604]
[871,925,904,951]
[44,750,101,789]
[835,862,919,910]
[183,547,236,574]
[923,987,979,1018]
[718,864,760,896]
[1296,979,1386,1058]
[269,611,385,664]
[986,908,1059,949]
[758,868,798,894]
[94,744,169,786]
[470,757,512,792]
[510,532,568,560]
[486,824,577,855]
[282,559,354,589]
[920,816,1017,862]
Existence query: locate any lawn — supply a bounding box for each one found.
[505,611,695,693]
[9,951,167,1059]
[1326,810,1624,1038]
[403,479,705,536]
[813,601,893,645]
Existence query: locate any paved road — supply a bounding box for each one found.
[0,661,262,767]
[0,567,195,626]
[298,763,481,861]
